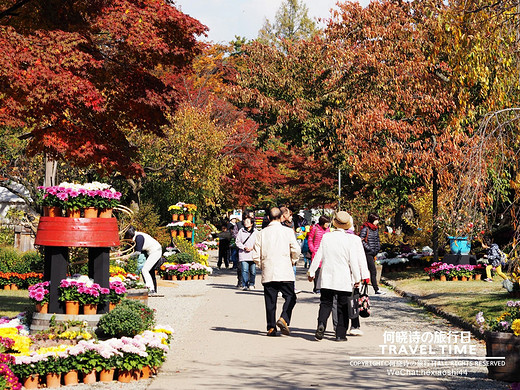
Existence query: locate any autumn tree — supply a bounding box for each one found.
[0,0,207,178]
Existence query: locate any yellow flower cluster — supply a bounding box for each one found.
[512,319,520,336]
[110,265,127,277]
[0,327,31,353]
[57,330,93,341]
[497,312,510,322]
[168,205,182,211]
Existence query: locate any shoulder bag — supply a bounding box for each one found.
[358,282,371,318]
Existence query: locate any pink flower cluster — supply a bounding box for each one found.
[109,281,127,295]
[59,278,110,304]
[0,353,21,390]
[38,185,122,202]
[28,281,50,303]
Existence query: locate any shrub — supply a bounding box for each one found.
[97,299,155,338]
[0,246,29,273]
[97,307,144,338]
[0,227,14,246]
[171,252,195,264]
[173,237,206,265]
[21,251,44,272]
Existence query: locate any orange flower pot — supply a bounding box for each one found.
[67,209,81,218]
[178,230,185,238]
[82,370,96,384]
[36,302,49,313]
[185,213,193,221]
[65,301,80,315]
[475,274,482,281]
[440,275,447,282]
[178,214,185,221]
[3,285,10,290]
[140,366,151,379]
[172,214,178,221]
[109,302,117,311]
[10,284,18,290]
[117,369,138,382]
[83,207,98,218]
[23,374,39,389]
[46,373,61,388]
[83,303,97,315]
[64,370,79,386]
[99,208,113,218]
[451,277,458,281]
[461,276,468,282]
[99,368,115,382]
[186,230,192,239]
[46,206,62,217]
[171,275,177,281]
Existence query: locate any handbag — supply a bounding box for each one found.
[358,282,371,318]
[347,288,360,319]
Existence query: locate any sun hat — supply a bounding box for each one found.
[333,211,353,230]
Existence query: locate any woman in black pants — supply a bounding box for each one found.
[359,213,385,295]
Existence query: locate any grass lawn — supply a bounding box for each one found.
[0,289,31,318]
[383,270,513,330]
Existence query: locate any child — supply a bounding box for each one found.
[482,235,508,282]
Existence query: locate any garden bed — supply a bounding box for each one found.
[383,271,512,333]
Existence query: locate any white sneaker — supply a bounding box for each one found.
[349,328,364,336]
[249,285,255,290]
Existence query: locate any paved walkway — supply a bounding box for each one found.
[147,252,509,390]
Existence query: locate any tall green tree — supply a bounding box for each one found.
[258,0,317,49]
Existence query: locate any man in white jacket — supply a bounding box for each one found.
[308,211,364,341]
[253,207,301,336]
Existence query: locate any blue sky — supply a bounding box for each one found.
[174,0,370,44]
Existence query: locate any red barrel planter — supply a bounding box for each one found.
[35,217,119,247]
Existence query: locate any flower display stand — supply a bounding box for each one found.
[35,217,119,315]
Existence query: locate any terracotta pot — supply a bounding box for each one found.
[67,209,81,218]
[99,368,115,382]
[180,276,186,281]
[203,274,207,280]
[186,230,193,239]
[82,370,96,384]
[178,214,185,221]
[3,285,10,290]
[185,213,193,221]
[22,374,39,389]
[170,230,178,238]
[475,274,482,281]
[178,230,185,238]
[451,277,458,281]
[117,369,138,383]
[47,206,62,217]
[83,207,98,218]
[171,275,177,281]
[46,372,61,388]
[36,302,49,314]
[172,213,178,221]
[440,275,447,282]
[63,370,79,386]
[429,276,435,281]
[10,284,18,290]
[140,366,151,379]
[98,208,113,218]
[65,301,80,315]
[109,302,117,311]
[461,276,468,282]
[83,303,97,315]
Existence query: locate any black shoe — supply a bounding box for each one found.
[267,328,277,337]
[315,324,325,341]
[276,317,290,335]
[335,336,348,342]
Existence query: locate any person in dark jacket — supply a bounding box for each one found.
[359,213,385,295]
[216,225,232,269]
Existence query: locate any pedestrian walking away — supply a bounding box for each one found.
[253,207,301,336]
[360,212,385,295]
[308,215,331,293]
[307,211,364,341]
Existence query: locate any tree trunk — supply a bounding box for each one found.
[44,157,57,187]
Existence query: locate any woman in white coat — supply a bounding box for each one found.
[308,211,365,341]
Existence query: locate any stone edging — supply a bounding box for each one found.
[381,278,486,341]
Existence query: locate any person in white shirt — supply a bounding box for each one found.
[308,211,364,341]
[124,226,162,295]
[253,207,301,337]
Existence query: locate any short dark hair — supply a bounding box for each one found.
[318,215,330,227]
[124,226,136,240]
[269,207,281,221]
[368,213,379,223]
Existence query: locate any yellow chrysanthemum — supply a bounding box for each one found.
[8,334,32,353]
[512,319,520,336]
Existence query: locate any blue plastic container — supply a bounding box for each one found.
[448,236,471,255]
